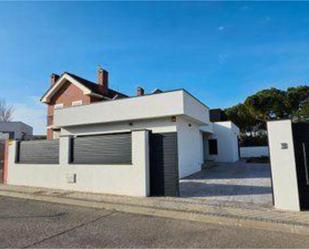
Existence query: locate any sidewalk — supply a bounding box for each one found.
[1,184,309,235]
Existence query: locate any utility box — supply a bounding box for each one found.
[66,173,77,184]
[267,120,309,211]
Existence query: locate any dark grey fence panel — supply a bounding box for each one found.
[18,140,59,164]
[72,133,132,164]
[149,132,179,197]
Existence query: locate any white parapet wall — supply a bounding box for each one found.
[53,90,211,130]
[7,130,150,197]
[240,146,269,158]
[267,120,300,211]
[207,121,240,163]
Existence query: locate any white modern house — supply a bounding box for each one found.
[53,89,240,168]
[7,89,239,197]
[5,68,240,197]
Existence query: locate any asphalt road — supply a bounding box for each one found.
[0,197,309,248]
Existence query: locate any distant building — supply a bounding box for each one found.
[0,121,33,140]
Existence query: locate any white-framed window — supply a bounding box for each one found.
[54,103,64,110]
[72,100,83,106]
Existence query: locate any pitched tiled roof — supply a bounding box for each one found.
[66,72,128,99]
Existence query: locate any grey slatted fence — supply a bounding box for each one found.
[17,140,59,164]
[71,133,132,165]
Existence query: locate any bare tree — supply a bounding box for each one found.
[0,99,14,122]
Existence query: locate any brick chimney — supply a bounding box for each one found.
[136,87,145,96]
[97,67,109,94]
[50,73,59,85]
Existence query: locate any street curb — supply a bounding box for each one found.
[0,190,308,235]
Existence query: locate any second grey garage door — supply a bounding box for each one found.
[71,133,132,164]
[149,132,179,196]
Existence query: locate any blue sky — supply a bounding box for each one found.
[1,2,309,134]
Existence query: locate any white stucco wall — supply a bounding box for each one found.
[207,121,240,163]
[267,120,300,211]
[182,91,210,125]
[54,90,210,128]
[240,146,269,158]
[7,130,150,197]
[61,117,177,136]
[176,117,203,178]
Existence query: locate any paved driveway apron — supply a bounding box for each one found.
[180,161,273,207]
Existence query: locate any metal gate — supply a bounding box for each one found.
[149,132,179,197]
[292,122,309,210]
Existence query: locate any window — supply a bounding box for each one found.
[72,100,83,106]
[54,103,64,110]
[208,139,218,155]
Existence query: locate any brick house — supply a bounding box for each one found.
[41,68,127,139]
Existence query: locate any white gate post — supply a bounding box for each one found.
[267,120,300,211]
[132,129,150,197]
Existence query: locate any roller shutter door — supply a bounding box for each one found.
[18,140,59,164]
[72,133,132,164]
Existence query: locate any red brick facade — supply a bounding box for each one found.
[47,82,98,139]
[43,68,127,140]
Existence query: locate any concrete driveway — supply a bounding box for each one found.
[179,161,273,207]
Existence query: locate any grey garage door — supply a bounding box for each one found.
[149,132,179,197]
[71,133,132,164]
